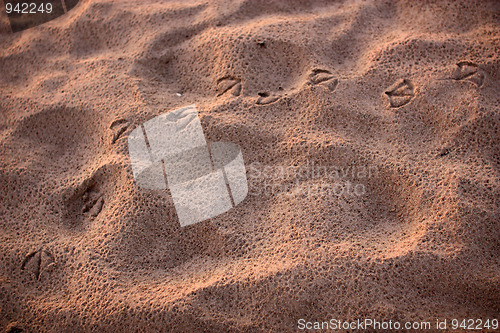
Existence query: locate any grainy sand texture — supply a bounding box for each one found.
[0,0,499,332]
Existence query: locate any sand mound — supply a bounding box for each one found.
[0,0,499,331]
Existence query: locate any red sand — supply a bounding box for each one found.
[0,0,499,332]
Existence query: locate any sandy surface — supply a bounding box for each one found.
[0,0,499,332]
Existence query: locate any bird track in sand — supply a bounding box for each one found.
[82,185,104,218]
[256,91,280,105]
[110,118,128,144]
[216,77,242,97]
[451,61,484,87]
[255,69,338,105]
[308,69,337,87]
[385,79,415,108]
[21,247,55,280]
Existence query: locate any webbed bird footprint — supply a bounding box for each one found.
[256,92,280,105]
[216,77,241,97]
[21,247,56,280]
[308,69,338,89]
[451,61,484,87]
[109,118,128,144]
[306,69,339,91]
[385,79,415,108]
[82,186,104,218]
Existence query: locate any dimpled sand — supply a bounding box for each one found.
[0,0,499,332]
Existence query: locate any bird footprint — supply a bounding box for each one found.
[256,92,280,105]
[82,186,104,218]
[385,79,415,108]
[21,247,56,280]
[308,69,338,90]
[110,119,128,144]
[451,61,484,87]
[309,69,333,84]
[216,77,241,97]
